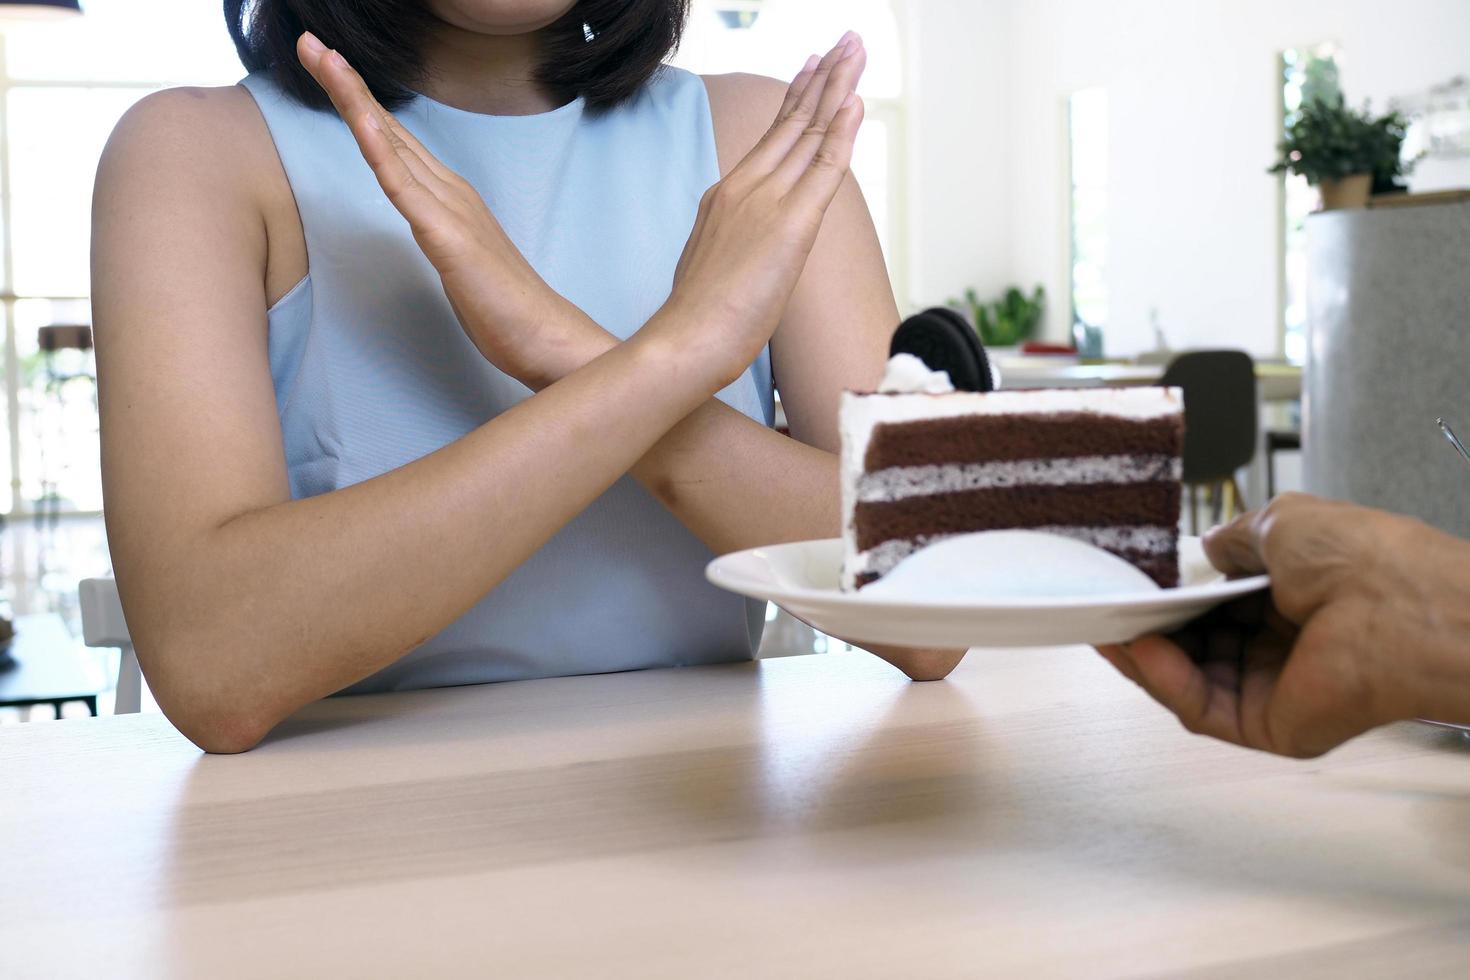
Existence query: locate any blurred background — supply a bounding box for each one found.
[0,0,1467,719]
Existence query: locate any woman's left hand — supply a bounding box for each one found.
[297,32,611,390]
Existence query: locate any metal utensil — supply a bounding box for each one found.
[1436,418,1470,469]
[1423,418,1470,738]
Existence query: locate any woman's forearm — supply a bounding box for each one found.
[530,310,966,681]
[125,321,714,752]
[631,400,838,553]
[533,305,839,553]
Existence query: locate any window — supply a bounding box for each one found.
[0,1,244,515]
[2,2,905,516]
[672,0,908,304]
[1068,87,1108,337]
[1278,44,1341,365]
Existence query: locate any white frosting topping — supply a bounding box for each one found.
[877,353,956,394]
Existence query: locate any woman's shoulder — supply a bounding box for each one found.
[97,84,305,303]
[699,73,788,176]
[100,85,281,203]
[107,85,268,160]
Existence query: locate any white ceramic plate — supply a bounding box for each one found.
[706,536,1270,648]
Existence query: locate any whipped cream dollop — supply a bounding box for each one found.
[863,531,1162,600]
[877,353,956,395]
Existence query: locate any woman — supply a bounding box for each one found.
[92,0,963,753]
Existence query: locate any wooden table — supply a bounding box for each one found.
[4,650,1468,977]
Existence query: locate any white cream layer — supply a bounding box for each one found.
[856,454,1182,504]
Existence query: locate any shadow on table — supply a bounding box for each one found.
[158,668,1470,923]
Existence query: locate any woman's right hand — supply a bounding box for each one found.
[656,33,868,388]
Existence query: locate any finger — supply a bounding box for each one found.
[741,33,857,173]
[1238,624,1292,750]
[327,50,459,185]
[784,93,865,214]
[353,112,446,218]
[1202,509,1267,577]
[298,42,452,222]
[1257,617,1378,758]
[299,36,454,190]
[773,43,867,188]
[1126,634,1249,746]
[778,54,822,117]
[1096,644,1145,686]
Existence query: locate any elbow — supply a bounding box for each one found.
[161,689,275,753]
[142,642,277,754]
[174,710,272,755]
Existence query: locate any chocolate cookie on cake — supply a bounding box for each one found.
[840,354,1186,590]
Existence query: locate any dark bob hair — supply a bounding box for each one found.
[225,1,690,113]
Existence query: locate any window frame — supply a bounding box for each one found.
[0,41,166,516]
[679,0,911,310]
[1066,85,1109,340]
[1,4,912,515]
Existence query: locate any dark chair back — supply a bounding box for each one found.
[1160,350,1258,483]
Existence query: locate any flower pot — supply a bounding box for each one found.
[1318,173,1373,211]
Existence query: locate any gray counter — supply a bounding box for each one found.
[1305,199,1470,535]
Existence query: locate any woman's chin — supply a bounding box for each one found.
[426,0,578,36]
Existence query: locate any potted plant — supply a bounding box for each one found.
[1270,95,1412,210]
[952,285,1046,348]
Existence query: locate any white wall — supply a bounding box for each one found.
[906,0,1470,354]
[900,0,1014,311]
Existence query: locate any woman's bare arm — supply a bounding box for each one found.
[619,69,895,551]
[626,72,965,682]
[95,48,864,753]
[296,38,960,680]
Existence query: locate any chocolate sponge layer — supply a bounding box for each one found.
[865,414,1184,470]
[854,483,1182,551]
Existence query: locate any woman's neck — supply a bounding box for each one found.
[416,21,564,116]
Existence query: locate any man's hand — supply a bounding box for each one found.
[1098,493,1470,758]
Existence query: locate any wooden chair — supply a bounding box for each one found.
[1265,428,1302,499]
[1160,351,1259,533]
[78,577,141,714]
[35,324,97,528]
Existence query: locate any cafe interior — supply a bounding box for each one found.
[3,0,1470,975]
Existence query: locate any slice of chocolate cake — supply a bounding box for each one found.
[840,356,1185,590]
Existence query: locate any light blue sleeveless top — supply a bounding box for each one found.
[240,67,774,695]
